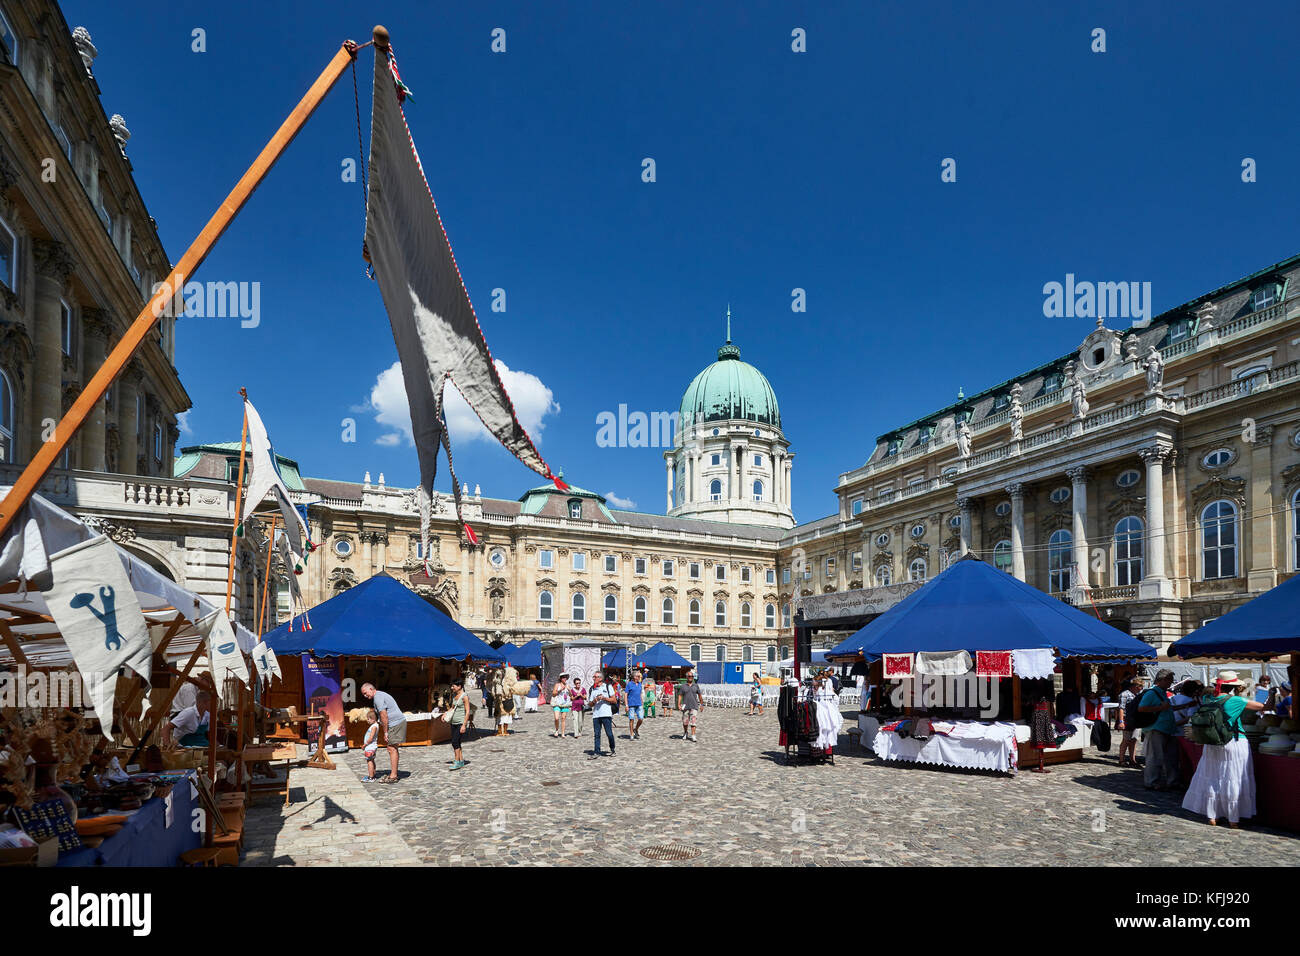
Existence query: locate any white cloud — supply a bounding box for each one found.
[604,491,636,510]
[177,410,193,435]
[366,360,560,448]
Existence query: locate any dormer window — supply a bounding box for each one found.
[1166,318,1193,345]
[568,499,582,520]
[1091,346,1106,366]
[992,394,1009,411]
[1043,373,1063,394]
[885,439,900,457]
[1252,284,1280,312]
[918,425,934,444]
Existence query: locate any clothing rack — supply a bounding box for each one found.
[777,682,834,765]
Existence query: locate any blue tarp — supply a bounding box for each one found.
[1169,574,1300,659]
[834,557,1157,661]
[265,573,504,661]
[503,639,543,668]
[602,642,693,670]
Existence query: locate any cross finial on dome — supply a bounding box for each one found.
[726,304,732,344]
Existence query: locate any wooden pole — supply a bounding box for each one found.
[257,513,280,634]
[0,38,362,538]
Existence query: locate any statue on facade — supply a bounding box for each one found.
[1143,346,1164,393]
[490,590,505,620]
[1008,383,1023,441]
[956,420,972,459]
[1070,370,1089,419]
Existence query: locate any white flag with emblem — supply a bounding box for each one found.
[251,640,274,687]
[43,535,151,737]
[198,608,249,699]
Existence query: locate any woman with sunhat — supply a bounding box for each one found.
[1182,671,1267,828]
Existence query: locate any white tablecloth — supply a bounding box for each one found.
[873,720,1021,773]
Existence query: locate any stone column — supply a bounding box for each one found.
[664,454,674,511]
[1138,442,1174,599]
[691,449,702,503]
[31,240,74,457]
[784,458,793,505]
[1246,426,1276,592]
[736,442,747,502]
[957,496,973,556]
[773,451,784,505]
[79,309,113,472]
[1007,483,1027,582]
[1066,466,1091,589]
[117,362,143,475]
[360,530,374,573]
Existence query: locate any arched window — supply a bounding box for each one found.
[715,601,727,627]
[767,645,777,662]
[1114,516,1144,586]
[740,602,751,627]
[689,599,701,626]
[689,643,701,662]
[538,590,553,620]
[781,603,791,628]
[634,595,647,623]
[764,603,776,628]
[714,643,726,662]
[635,642,647,655]
[1048,529,1072,593]
[908,558,927,582]
[752,479,763,502]
[604,594,617,622]
[993,539,1013,574]
[709,479,723,501]
[662,597,675,625]
[0,368,13,462]
[780,644,790,660]
[742,644,753,662]
[1202,500,1238,580]
[1293,489,1300,571]
[572,592,586,621]
[875,566,892,587]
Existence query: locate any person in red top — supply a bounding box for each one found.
[661,678,675,715]
[1082,686,1103,721]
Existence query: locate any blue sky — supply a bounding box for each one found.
[65,0,1300,522]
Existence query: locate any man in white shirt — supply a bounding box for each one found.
[169,690,211,747]
[588,670,618,759]
[362,682,407,783]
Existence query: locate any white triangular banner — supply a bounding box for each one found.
[198,609,249,700]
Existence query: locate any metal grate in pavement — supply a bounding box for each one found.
[640,843,702,862]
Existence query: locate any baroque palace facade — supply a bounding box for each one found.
[3,3,1298,660]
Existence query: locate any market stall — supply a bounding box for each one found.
[1168,573,1299,832]
[0,492,262,866]
[264,572,503,748]
[828,555,1156,775]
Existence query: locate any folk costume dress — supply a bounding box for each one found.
[1182,694,1256,824]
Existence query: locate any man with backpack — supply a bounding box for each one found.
[1136,669,1180,791]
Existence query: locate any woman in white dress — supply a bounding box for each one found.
[812,672,843,751]
[1181,672,1265,828]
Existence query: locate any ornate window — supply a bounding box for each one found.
[662,559,675,576]
[0,369,13,463]
[875,532,890,547]
[538,590,554,620]
[715,564,727,582]
[634,557,647,574]
[949,515,962,530]
[571,592,586,621]
[1114,516,1144,586]
[1049,486,1071,503]
[993,539,1013,574]
[1048,529,1072,593]
[910,524,925,539]
[604,554,618,573]
[715,601,727,627]
[603,594,617,622]
[634,596,647,623]
[690,643,701,662]
[767,645,777,662]
[0,213,16,293]
[1117,469,1141,488]
[662,597,675,624]
[752,479,764,501]
[1201,500,1238,580]
[765,603,776,628]
[333,538,353,557]
[1202,448,1233,468]
[740,602,752,627]
[715,644,726,662]
[1292,489,1300,572]
[709,479,723,501]
[908,557,927,582]
[781,603,791,628]
[689,599,701,626]
[875,566,892,587]
[539,549,554,569]
[568,499,582,519]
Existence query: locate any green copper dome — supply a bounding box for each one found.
[679,339,781,429]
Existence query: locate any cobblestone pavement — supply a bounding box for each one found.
[249,710,1297,866]
[241,744,421,866]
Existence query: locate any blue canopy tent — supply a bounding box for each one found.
[265,573,504,662]
[1169,574,1300,660]
[503,639,543,668]
[639,642,693,669]
[840,557,1157,662]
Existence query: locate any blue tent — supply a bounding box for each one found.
[835,557,1157,661]
[1169,574,1300,659]
[265,573,504,661]
[503,639,543,668]
[602,642,693,670]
